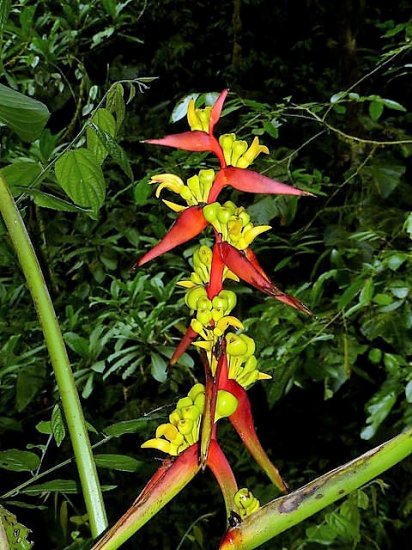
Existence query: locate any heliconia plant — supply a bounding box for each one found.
[91,89,312,549]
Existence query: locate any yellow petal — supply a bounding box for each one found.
[141,438,171,454]
[162,199,186,212]
[187,99,202,131]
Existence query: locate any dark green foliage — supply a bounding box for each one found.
[1,0,412,548]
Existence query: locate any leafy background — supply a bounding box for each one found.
[0,0,411,548]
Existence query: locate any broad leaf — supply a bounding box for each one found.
[16,364,46,412]
[94,454,143,472]
[106,82,126,130]
[89,122,133,180]
[0,505,32,550]
[51,405,66,447]
[0,160,42,193]
[55,148,106,217]
[0,83,50,141]
[104,418,156,437]
[0,449,40,472]
[86,108,116,164]
[151,351,167,382]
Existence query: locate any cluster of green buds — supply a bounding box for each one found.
[149,168,215,212]
[141,384,238,456]
[203,201,271,250]
[233,488,261,520]
[185,286,236,326]
[177,244,239,289]
[142,384,205,456]
[219,134,269,169]
[226,332,271,389]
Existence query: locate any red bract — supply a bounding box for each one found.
[223,379,288,493]
[92,440,239,549]
[169,325,198,366]
[143,89,229,167]
[208,166,313,202]
[217,241,311,314]
[135,205,207,267]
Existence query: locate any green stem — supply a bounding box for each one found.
[220,427,412,549]
[0,174,107,538]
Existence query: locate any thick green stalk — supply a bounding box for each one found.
[0,174,107,537]
[220,427,412,549]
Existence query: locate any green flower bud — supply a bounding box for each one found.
[231,140,248,166]
[203,202,220,223]
[219,290,237,313]
[226,333,249,356]
[185,286,207,309]
[176,396,193,410]
[215,390,238,421]
[188,383,205,401]
[194,392,205,413]
[196,309,213,325]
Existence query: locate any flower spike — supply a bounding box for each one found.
[102,90,315,548]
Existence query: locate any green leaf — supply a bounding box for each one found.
[0,417,22,432]
[404,213,412,239]
[405,380,412,403]
[133,178,152,205]
[106,83,126,131]
[0,505,32,550]
[0,0,11,31]
[0,449,40,472]
[0,84,50,141]
[35,420,52,435]
[337,278,364,310]
[64,332,90,358]
[30,189,90,213]
[170,93,199,123]
[363,164,406,198]
[88,122,133,180]
[55,148,106,218]
[151,352,167,382]
[0,160,42,192]
[16,364,46,412]
[20,479,116,495]
[368,100,384,121]
[94,454,143,472]
[380,98,406,112]
[21,479,79,495]
[86,108,116,164]
[361,390,398,440]
[330,91,347,104]
[104,417,157,437]
[51,405,66,447]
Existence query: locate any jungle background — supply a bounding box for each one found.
[0,0,412,548]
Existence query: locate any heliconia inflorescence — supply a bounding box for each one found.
[92,90,312,549]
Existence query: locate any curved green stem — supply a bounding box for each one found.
[220,427,412,549]
[0,174,107,537]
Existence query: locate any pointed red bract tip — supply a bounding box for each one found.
[207,439,238,516]
[221,167,314,196]
[222,379,288,493]
[218,243,311,314]
[144,131,214,152]
[209,89,229,134]
[169,325,198,366]
[136,206,208,267]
